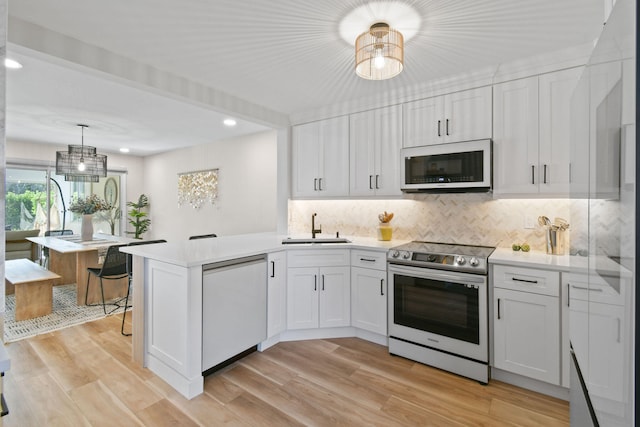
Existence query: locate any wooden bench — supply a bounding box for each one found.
[5,259,61,321]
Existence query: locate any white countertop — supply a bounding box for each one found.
[120,232,410,268]
[489,247,630,277]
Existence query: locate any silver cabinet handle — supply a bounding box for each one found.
[380,279,384,296]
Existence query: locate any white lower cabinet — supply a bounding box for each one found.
[287,250,350,330]
[492,265,561,385]
[267,251,287,338]
[350,249,388,335]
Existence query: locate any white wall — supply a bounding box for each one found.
[142,130,278,242]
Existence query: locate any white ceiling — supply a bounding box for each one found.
[6,0,604,155]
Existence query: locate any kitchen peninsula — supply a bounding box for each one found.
[122,232,404,399]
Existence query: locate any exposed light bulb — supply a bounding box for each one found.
[374,49,386,69]
[78,159,86,172]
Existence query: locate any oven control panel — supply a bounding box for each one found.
[388,249,488,273]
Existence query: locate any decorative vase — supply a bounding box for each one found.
[378,222,392,241]
[81,214,94,241]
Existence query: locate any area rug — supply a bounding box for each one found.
[4,284,129,342]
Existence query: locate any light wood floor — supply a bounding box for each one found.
[2,314,569,426]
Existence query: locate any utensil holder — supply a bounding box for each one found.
[545,228,565,255]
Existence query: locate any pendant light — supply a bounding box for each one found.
[56,124,107,182]
[355,22,404,80]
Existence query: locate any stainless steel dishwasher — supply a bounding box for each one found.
[202,254,267,372]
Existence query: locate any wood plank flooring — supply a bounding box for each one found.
[2,314,569,426]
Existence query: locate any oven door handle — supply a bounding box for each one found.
[388,264,486,284]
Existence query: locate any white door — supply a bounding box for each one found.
[403,96,444,147]
[444,86,492,143]
[493,287,560,384]
[493,76,540,196]
[291,122,320,197]
[375,105,403,196]
[351,267,387,335]
[319,266,351,328]
[287,267,319,330]
[349,110,377,196]
[267,251,287,338]
[318,116,350,197]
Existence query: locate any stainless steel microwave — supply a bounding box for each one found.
[400,139,492,193]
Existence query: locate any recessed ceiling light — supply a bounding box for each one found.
[223,118,237,127]
[4,58,23,69]
[119,148,130,153]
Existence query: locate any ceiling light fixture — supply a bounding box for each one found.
[223,118,237,127]
[56,124,107,182]
[119,147,130,153]
[355,22,404,80]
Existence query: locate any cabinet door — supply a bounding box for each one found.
[267,251,287,338]
[493,76,540,196]
[351,267,387,335]
[444,86,492,143]
[287,267,319,330]
[349,110,377,196]
[402,96,444,147]
[291,122,321,197]
[319,266,351,328]
[539,68,582,195]
[319,116,350,197]
[493,287,560,384]
[375,105,403,196]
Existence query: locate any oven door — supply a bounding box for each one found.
[388,263,488,362]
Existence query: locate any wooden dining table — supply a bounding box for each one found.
[27,233,135,305]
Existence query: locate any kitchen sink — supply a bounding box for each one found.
[281,237,351,245]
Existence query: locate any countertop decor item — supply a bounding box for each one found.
[377,211,394,241]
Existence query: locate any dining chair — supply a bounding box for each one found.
[188,233,217,240]
[122,239,167,336]
[85,244,129,315]
[42,229,74,267]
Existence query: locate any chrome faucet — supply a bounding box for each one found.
[311,213,322,238]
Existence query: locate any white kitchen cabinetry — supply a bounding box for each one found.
[565,272,629,405]
[493,68,582,196]
[403,86,492,147]
[493,265,561,385]
[292,116,349,198]
[267,251,287,338]
[351,250,387,335]
[349,105,402,197]
[287,250,350,330]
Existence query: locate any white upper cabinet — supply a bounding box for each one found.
[403,86,492,147]
[350,105,402,197]
[291,116,349,198]
[493,68,582,197]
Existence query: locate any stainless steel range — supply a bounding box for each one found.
[387,241,495,383]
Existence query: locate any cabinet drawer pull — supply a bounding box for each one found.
[511,277,538,284]
[318,178,323,191]
[437,120,441,137]
[446,118,450,136]
[314,178,318,191]
[360,258,376,263]
[497,298,501,319]
[322,274,325,291]
[314,275,317,291]
[570,285,603,292]
[369,175,373,190]
[543,164,548,184]
[380,279,384,296]
[375,174,380,189]
[567,283,570,307]
[270,261,275,278]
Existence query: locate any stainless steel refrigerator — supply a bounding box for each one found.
[569,0,636,425]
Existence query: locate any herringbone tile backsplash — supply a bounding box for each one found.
[289,194,587,252]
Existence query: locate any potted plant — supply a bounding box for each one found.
[68,194,112,241]
[126,194,150,239]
